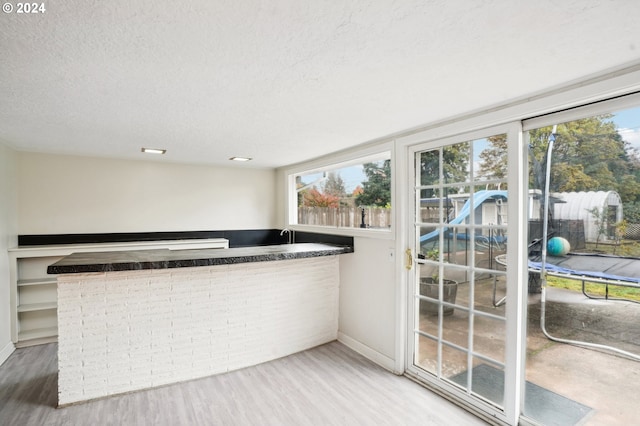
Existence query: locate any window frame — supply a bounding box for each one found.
[284,141,395,239]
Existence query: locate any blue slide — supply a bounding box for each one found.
[420,190,508,243]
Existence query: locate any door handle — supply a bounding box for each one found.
[405,248,413,270]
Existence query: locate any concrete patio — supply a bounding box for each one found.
[417,277,640,425]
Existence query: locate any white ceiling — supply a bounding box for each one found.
[1,1,639,168]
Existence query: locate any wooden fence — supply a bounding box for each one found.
[298,209,640,239]
[298,206,391,229]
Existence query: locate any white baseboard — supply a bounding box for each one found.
[0,341,15,367]
[337,332,397,373]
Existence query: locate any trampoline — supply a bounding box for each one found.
[529,252,640,303]
[495,252,640,304]
[494,252,640,361]
[535,127,640,361]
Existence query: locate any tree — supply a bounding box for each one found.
[478,134,507,180]
[442,143,470,184]
[623,201,640,223]
[297,172,346,208]
[530,116,640,199]
[586,207,608,249]
[323,172,346,198]
[479,115,640,204]
[356,160,391,207]
[419,143,470,199]
[548,163,599,192]
[295,179,306,207]
[618,174,640,204]
[302,187,340,208]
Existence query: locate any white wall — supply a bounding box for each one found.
[0,143,18,364]
[338,237,397,369]
[17,152,277,234]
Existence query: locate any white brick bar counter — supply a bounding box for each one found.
[51,244,347,405]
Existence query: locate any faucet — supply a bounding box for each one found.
[280,228,294,244]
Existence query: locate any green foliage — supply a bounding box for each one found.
[479,115,640,226]
[549,163,599,192]
[419,144,469,198]
[586,206,608,249]
[356,160,391,207]
[479,134,507,180]
[443,143,470,183]
[623,201,640,223]
[425,249,439,260]
[527,116,640,203]
[424,249,440,281]
[613,219,629,255]
[617,174,640,204]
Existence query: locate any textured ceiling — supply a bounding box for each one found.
[1,0,639,168]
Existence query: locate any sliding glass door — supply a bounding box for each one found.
[406,93,640,425]
[521,95,640,425]
[406,123,527,424]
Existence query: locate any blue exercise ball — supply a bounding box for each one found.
[547,237,570,256]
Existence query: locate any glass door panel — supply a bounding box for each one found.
[522,101,640,425]
[412,128,517,421]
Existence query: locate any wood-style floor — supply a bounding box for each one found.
[0,341,486,425]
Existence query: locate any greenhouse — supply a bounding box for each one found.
[552,191,623,243]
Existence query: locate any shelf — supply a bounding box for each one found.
[17,302,57,313]
[17,278,57,287]
[8,238,229,256]
[18,326,58,344]
[9,238,229,347]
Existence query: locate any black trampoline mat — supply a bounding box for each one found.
[543,253,640,282]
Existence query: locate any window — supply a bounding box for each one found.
[287,151,392,233]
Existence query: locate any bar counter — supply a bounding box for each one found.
[48,242,353,274]
[50,243,351,405]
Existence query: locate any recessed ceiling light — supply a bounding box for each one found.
[141,147,166,154]
[229,156,252,162]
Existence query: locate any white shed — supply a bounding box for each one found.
[552,191,623,242]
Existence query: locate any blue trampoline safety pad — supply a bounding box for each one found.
[529,253,640,284]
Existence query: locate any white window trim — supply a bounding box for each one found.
[283,141,395,239]
[523,91,640,131]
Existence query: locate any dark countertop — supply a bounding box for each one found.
[47,243,353,274]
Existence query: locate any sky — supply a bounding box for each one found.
[298,164,367,193]
[340,165,366,192]
[613,107,640,150]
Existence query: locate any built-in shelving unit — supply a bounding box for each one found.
[10,253,64,347]
[9,238,229,348]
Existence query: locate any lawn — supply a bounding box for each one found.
[547,276,640,302]
[584,240,640,257]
